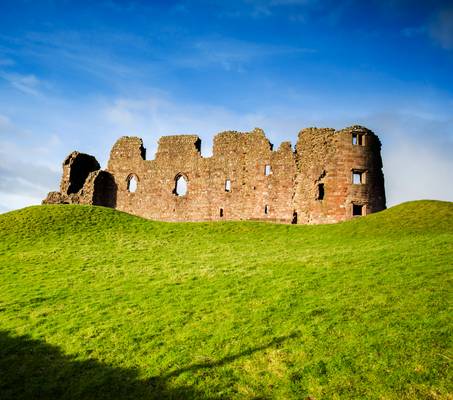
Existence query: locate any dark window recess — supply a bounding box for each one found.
[353,204,363,216]
[292,211,298,224]
[66,154,100,194]
[220,208,224,217]
[264,205,269,214]
[93,171,117,208]
[225,179,231,192]
[317,183,325,200]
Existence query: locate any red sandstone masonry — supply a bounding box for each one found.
[43,125,386,224]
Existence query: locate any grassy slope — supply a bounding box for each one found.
[0,201,451,399]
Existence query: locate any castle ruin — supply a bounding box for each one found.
[43,125,386,224]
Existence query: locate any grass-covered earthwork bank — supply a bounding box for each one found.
[0,201,451,399]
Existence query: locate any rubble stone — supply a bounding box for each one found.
[43,125,386,224]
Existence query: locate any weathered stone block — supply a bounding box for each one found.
[43,126,386,224]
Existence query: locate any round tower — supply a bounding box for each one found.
[294,125,386,223]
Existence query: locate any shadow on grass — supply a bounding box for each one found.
[0,330,299,400]
[159,331,299,380]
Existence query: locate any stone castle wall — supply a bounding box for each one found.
[43,125,386,224]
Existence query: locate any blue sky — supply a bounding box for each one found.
[0,0,452,212]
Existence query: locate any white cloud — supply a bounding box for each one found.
[0,193,43,214]
[0,79,452,213]
[102,95,266,157]
[385,140,453,204]
[365,109,453,206]
[101,95,453,208]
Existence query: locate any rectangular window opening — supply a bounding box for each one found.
[317,183,325,200]
[220,208,224,217]
[352,171,364,184]
[264,205,269,214]
[225,179,231,192]
[352,204,363,216]
[352,133,365,146]
[265,164,271,176]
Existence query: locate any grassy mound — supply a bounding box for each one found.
[0,201,451,399]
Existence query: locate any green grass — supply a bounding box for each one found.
[0,200,452,399]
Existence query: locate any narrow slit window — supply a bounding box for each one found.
[352,171,364,184]
[317,183,325,200]
[225,179,231,192]
[265,164,271,176]
[292,211,298,224]
[220,208,224,217]
[264,205,269,214]
[353,204,363,216]
[127,175,138,193]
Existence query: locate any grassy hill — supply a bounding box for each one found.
[0,201,451,399]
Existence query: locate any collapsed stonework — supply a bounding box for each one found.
[43,125,386,224]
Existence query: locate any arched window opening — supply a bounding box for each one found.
[225,179,231,192]
[127,175,138,193]
[174,175,188,196]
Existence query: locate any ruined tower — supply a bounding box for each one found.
[43,125,386,224]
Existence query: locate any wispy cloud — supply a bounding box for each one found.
[101,93,453,207]
[0,57,14,66]
[216,0,314,18]
[100,0,140,12]
[0,114,12,132]
[102,95,267,156]
[428,7,453,50]
[176,37,313,71]
[401,26,426,38]
[402,6,453,51]
[0,0,451,214]
[0,137,61,212]
[0,30,158,91]
[0,86,452,212]
[0,71,41,96]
